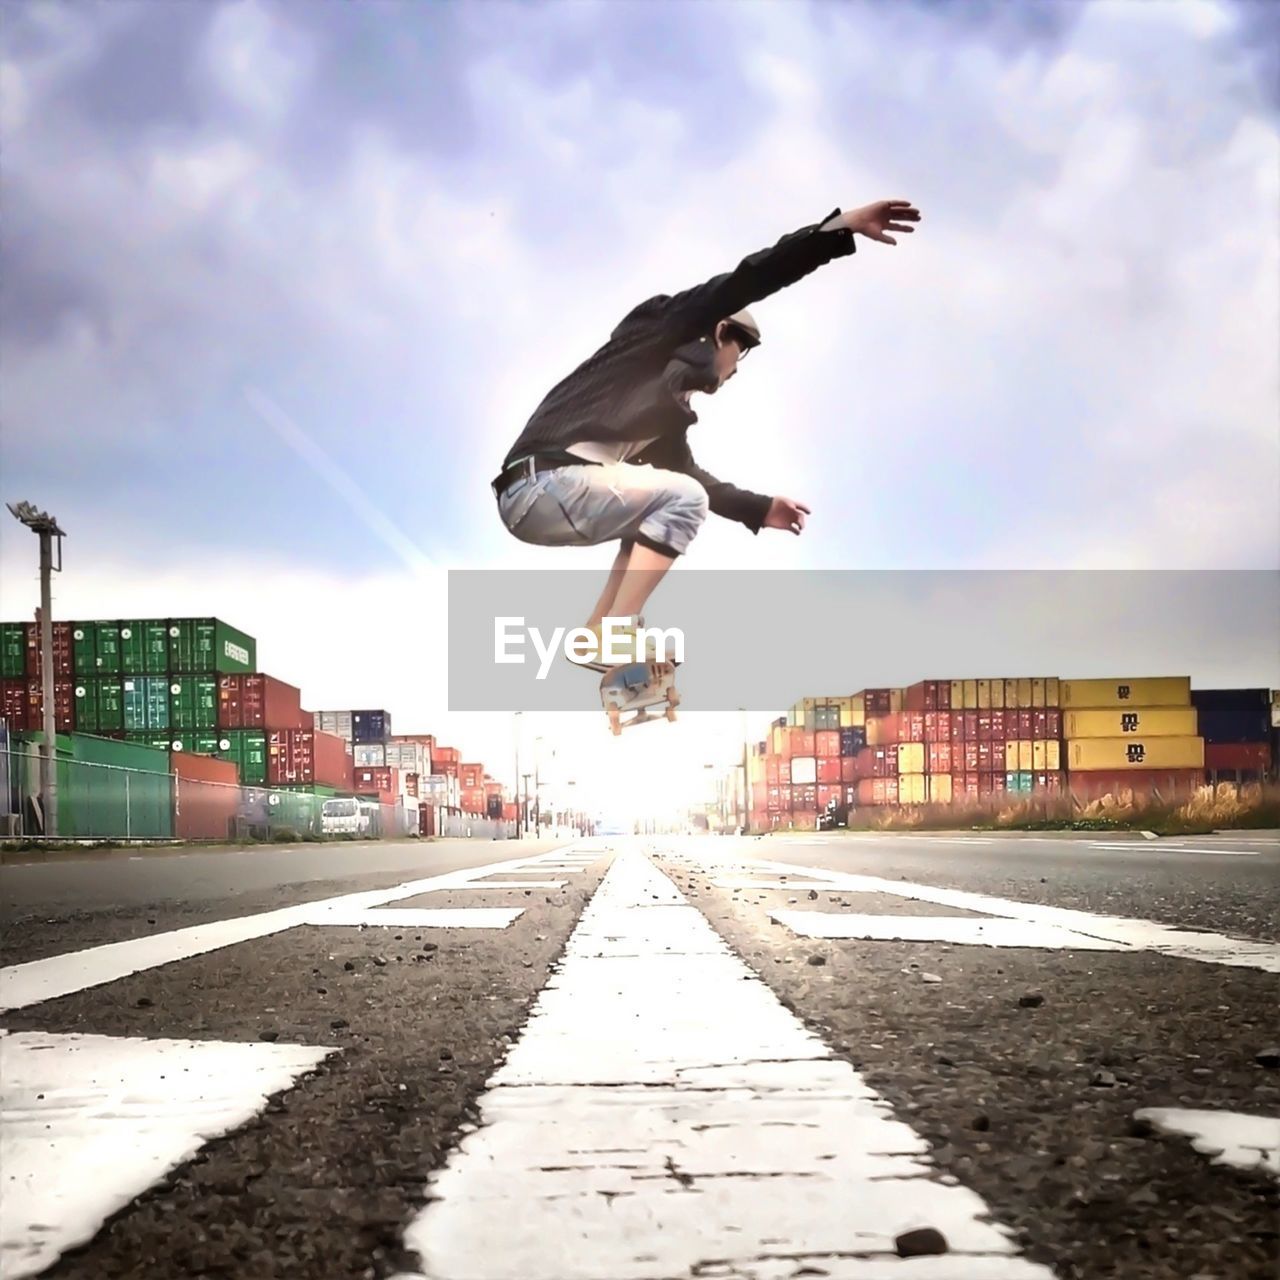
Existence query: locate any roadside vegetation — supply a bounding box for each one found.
[827,782,1280,838]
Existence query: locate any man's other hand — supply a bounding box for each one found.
[764,497,810,535]
[824,199,921,245]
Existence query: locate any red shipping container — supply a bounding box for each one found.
[1016,710,1034,738]
[2,678,29,729]
[815,729,840,757]
[765,757,781,785]
[956,773,979,800]
[433,745,460,765]
[961,742,980,772]
[24,622,72,679]
[1205,742,1272,771]
[766,786,783,813]
[927,741,953,774]
[1066,769,1205,802]
[267,729,314,786]
[977,741,997,772]
[950,712,966,743]
[857,777,899,806]
[218,674,308,730]
[460,763,484,789]
[778,785,793,810]
[1032,710,1050,739]
[794,783,818,809]
[314,729,353,790]
[976,712,994,743]
[862,689,893,718]
[437,760,458,777]
[816,756,841,783]
[353,764,395,794]
[1046,709,1062,738]
[817,783,842,808]
[841,757,857,783]
[405,773,420,799]
[794,729,816,756]
[963,711,979,740]
[752,781,768,809]
[978,772,995,798]
[26,679,74,732]
[988,709,1006,740]
[905,680,951,712]
[923,711,951,743]
[990,771,1007,794]
[172,750,239,840]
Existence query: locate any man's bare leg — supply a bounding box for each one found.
[585,542,676,628]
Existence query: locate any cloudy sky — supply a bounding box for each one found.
[2,0,1276,818]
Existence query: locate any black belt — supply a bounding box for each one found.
[491,454,599,499]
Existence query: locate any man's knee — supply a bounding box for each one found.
[664,474,709,529]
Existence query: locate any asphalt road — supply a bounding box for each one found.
[1,831,1276,1280]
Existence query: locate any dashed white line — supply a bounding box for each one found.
[397,852,1055,1280]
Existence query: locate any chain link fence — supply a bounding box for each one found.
[1,741,517,843]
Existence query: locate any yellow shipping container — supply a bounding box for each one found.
[846,693,865,727]
[1059,677,1192,708]
[1031,678,1045,707]
[1068,736,1205,770]
[928,773,953,804]
[951,680,964,709]
[1065,707,1198,738]
[977,679,991,709]
[1004,679,1020,709]
[1017,741,1034,771]
[1046,677,1061,707]
[990,680,1005,710]
[1005,740,1019,771]
[899,773,926,806]
[770,725,787,753]
[1017,677,1033,707]
[889,688,905,714]
[1031,740,1061,771]
[963,679,978,709]
[898,742,925,774]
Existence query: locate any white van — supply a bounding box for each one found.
[321,797,373,836]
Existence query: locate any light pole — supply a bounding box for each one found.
[7,502,66,838]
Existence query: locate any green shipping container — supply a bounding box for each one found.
[171,730,221,756]
[123,677,170,731]
[277,783,338,797]
[2,623,27,677]
[169,675,218,731]
[120,620,170,674]
[72,622,122,676]
[126,731,177,751]
[217,729,267,785]
[267,788,322,834]
[15,731,173,839]
[74,677,125,734]
[167,618,256,675]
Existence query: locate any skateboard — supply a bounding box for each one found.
[599,661,680,734]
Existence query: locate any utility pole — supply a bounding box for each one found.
[8,503,65,838]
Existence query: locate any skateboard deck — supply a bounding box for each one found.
[599,661,679,734]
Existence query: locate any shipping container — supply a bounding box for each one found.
[170,675,219,731]
[926,741,952,774]
[216,729,268,785]
[1066,768,1205,802]
[790,756,818,786]
[26,679,75,732]
[1067,736,1204,771]
[167,618,256,675]
[1064,707,1198,739]
[815,730,840,757]
[315,709,354,741]
[354,743,387,767]
[1204,742,1272,772]
[1059,677,1191,708]
[267,729,314,786]
[122,676,170,731]
[840,757,856,783]
[816,756,841,783]
[119,620,170,674]
[905,680,951,712]
[170,730,221,756]
[1,624,25,678]
[2,678,28,729]
[928,773,953,804]
[385,740,430,774]
[897,773,926,805]
[897,742,925,775]
[171,750,239,840]
[313,729,352,791]
[460,763,484,789]
[72,623,120,676]
[845,694,865,728]
[838,727,865,755]
[125,731,177,751]
[352,709,392,744]
[1189,689,1271,744]
[218,674,307,730]
[24,622,73,679]
[74,677,124,734]
[353,765,397,794]
[856,777,899,806]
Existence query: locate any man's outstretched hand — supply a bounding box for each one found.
[824,199,921,245]
[764,497,810,535]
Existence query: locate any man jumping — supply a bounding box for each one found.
[491,199,921,663]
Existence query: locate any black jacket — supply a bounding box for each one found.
[501,208,857,533]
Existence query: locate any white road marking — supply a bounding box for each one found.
[0,846,590,1013]
[300,907,524,929]
[677,854,1280,973]
[441,880,567,889]
[398,852,1055,1280]
[0,1030,334,1279]
[773,912,1131,951]
[1133,1107,1280,1178]
[1087,842,1260,857]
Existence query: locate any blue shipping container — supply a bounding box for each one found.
[839,727,867,757]
[352,709,392,745]
[1190,689,1270,743]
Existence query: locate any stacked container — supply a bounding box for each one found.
[1190,688,1272,782]
[1061,677,1204,801]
